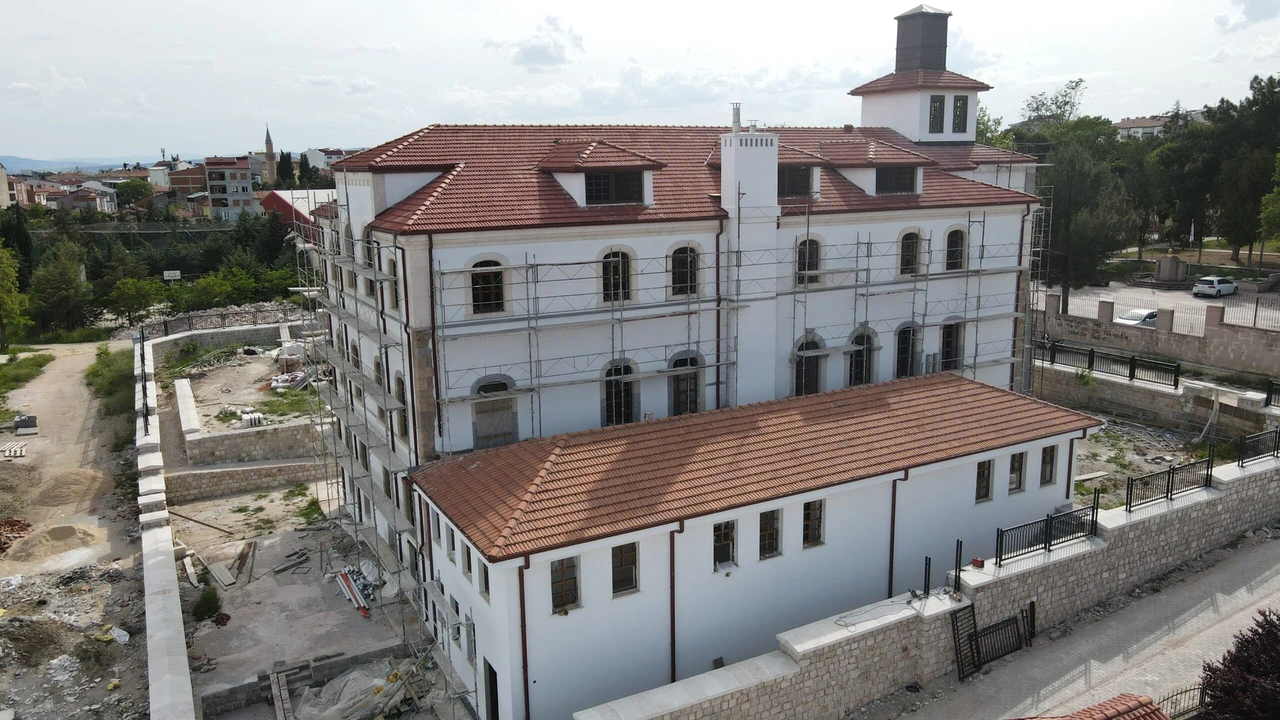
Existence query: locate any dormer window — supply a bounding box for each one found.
[952,96,969,133]
[876,167,917,195]
[778,167,812,198]
[928,95,945,134]
[586,171,642,205]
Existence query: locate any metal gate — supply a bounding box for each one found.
[951,605,1028,680]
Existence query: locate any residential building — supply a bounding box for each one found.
[1114,116,1167,139]
[54,186,113,212]
[204,156,255,220]
[303,147,358,173]
[0,162,11,209]
[414,374,1099,720]
[80,180,118,211]
[1019,694,1173,720]
[149,157,194,188]
[169,165,206,195]
[295,6,1051,717]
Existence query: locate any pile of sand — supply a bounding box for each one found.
[32,469,104,508]
[0,463,40,517]
[4,524,101,562]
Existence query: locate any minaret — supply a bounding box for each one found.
[264,124,277,184]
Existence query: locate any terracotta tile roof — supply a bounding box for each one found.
[1114,117,1167,129]
[354,125,1039,235]
[850,70,992,95]
[537,139,665,171]
[908,143,1040,171]
[1014,694,1171,720]
[413,373,1100,561]
[818,139,936,168]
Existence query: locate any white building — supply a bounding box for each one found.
[0,162,11,210]
[1114,116,1167,139]
[292,5,1061,717]
[413,374,1099,720]
[204,156,255,220]
[148,158,194,189]
[304,147,358,172]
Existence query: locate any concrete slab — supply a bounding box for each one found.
[136,414,161,452]
[138,450,165,474]
[138,473,167,496]
[142,524,198,718]
[175,378,202,437]
[140,509,171,529]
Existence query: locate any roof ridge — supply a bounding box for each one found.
[596,139,665,166]
[404,163,465,227]
[374,125,436,165]
[778,143,829,161]
[493,436,568,556]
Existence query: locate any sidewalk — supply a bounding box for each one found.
[902,538,1280,720]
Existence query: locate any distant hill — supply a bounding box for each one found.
[0,155,161,174]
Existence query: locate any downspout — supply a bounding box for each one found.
[1014,203,1032,392]
[397,238,422,464]
[426,232,445,438]
[518,555,532,720]
[714,218,725,409]
[669,519,685,683]
[887,470,909,598]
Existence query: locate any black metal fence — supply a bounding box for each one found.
[1266,379,1279,408]
[1158,684,1205,719]
[137,337,150,435]
[1126,450,1215,511]
[996,489,1100,566]
[138,306,305,339]
[1039,341,1180,389]
[1238,428,1280,466]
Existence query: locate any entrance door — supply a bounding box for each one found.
[485,659,500,720]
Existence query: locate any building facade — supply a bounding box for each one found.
[168,165,206,195]
[204,156,255,220]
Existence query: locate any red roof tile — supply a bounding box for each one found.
[353,125,1038,235]
[818,139,936,168]
[1013,694,1172,720]
[413,374,1099,561]
[850,70,992,95]
[1114,117,1167,129]
[537,139,665,171]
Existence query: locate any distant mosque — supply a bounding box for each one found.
[249,124,278,184]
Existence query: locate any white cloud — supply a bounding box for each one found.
[298,74,342,87]
[347,77,380,95]
[485,16,585,73]
[3,66,88,107]
[132,89,159,113]
[1215,0,1280,32]
[948,27,1000,74]
[347,41,405,53]
[1208,33,1280,62]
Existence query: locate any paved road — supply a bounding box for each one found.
[1035,283,1280,335]
[903,539,1280,719]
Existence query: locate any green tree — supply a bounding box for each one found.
[1022,78,1086,125]
[104,277,165,325]
[297,152,316,187]
[0,205,36,291]
[0,248,31,349]
[1258,151,1280,256]
[1201,608,1280,719]
[277,151,295,188]
[115,178,154,208]
[1217,147,1273,263]
[976,102,1011,148]
[29,241,100,330]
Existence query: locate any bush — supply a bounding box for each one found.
[191,586,222,621]
[1202,608,1280,717]
[0,353,55,422]
[84,344,135,416]
[18,326,115,344]
[297,497,325,524]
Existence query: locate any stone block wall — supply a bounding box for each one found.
[150,324,296,365]
[185,420,318,465]
[164,461,333,505]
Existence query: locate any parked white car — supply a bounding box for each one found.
[1193,276,1238,297]
[1114,308,1158,327]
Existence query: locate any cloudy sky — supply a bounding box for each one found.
[3,0,1280,160]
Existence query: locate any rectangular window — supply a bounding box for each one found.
[876,167,917,195]
[430,510,441,543]
[382,467,392,499]
[480,564,490,598]
[803,500,824,547]
[447,527,456,559]
[585,171,643,204]
[976,460,993,502]
[929,95,945,133]
[713,521,736,570]
[550,557,579,611]
[1009,453,1026,493]
[952,95,969,133]
[450,596,461,644]
[463,545,473,576]
[611,542,638,595]
[778,166,812,197]
[941,323,963,372]
[1041,446,1057,485]
[759,509,781,559]
[465,613,476,665]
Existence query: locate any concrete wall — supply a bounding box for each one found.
[1042,295,1280,376]
[149,323,295,362]
[165,460,330,505]
[575,456,1280,720]
[184,420,318,465]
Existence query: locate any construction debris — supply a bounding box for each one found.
[0,517,32,554]
[293,657,425,720]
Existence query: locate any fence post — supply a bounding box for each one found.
[1255,297,1261,327]
[1091,488,1100,537]
[1125,476,1133,513]
[1165,465,1175,501]
[1128,354,1137,381]
[1206,444,1215,486]
[1238,435,1246,468]
[220,312,227,328]
[1043,513,1053,554]
[1048,342,1057,365]
[1173,364,1181,389]
[954,539,963,593]
[996,529,1004,567]
[1087,348,1096,371]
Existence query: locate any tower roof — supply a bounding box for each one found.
[895,4,951,19]
[265,124,273,147]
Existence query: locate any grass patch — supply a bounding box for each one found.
[0,353,56,422]
[1213,373,1273,393]
[254,388,315,417]
[1107,448,1137,473]
[1186,439,1238,463]
[214,409,239,422]
[282,483,309,502]
[18,326,116,344]
[247,518,276,535]
[109,428,136,454]
[297,497,324,524]
[230,505,250,513]
[84,344,135,417]
[191,587,222,622]
[254,492,269,500]
[167,341,243,374]
[5,345,38,354]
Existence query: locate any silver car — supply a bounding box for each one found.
[1114,308,1158,327]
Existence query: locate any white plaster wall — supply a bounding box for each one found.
[860,90,978,143]
[552,172,586,206]
[335,170,376,238]
[382,171,442,211]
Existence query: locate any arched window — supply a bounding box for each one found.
[900,233,920,275]
[373,358,385,386]
[604,363,635,426]
[895,326,919,379]
[670,355,700,415]
[945,230,965,271]
[941,322,963,371]
[474,379,518,449]
[796,239,821,285]
[849,332,875,386]
[394,375,408,440]
[671,247,698,296]
[471,260,504,313]
[387,257,401,310]
[795,340,822,396]
[603,251,631,302]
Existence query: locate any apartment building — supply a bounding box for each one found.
[204,156,255,220]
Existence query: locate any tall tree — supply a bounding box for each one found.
[0,248,30,349]
[29,241,100,330]
[0,205,35,291]
[1217,147,1273,263]
[297,152,315,187]
[1022,78,1087,126]
[104,277,165,325]
[277,151,296,188]
[1201,608,1280,718]
[115,178,154,208]
[976,102,1011,148]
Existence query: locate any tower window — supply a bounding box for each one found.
[953,96,970,133]
[778,167,812,197]
[929,95,945,134]
[586,172,642,204]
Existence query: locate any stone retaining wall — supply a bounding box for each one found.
[185,420,318,465]
[149,323,298,365]
[165,461,331,505]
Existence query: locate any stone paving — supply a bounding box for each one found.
[903,539,1280,720]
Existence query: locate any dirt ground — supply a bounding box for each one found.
[185,353,302,433]
[0,341,151,719]
[1071,417,1201,509]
